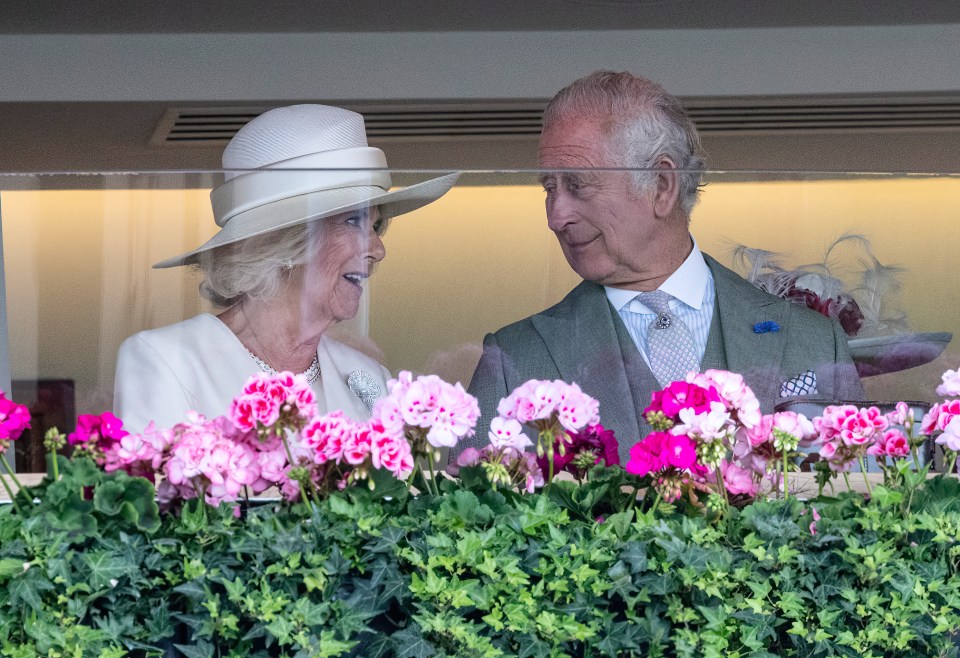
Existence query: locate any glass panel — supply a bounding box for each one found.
[2,169,958,471]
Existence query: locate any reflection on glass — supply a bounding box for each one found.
[2,170,960,469]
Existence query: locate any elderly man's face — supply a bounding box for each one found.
[539,118,661,289]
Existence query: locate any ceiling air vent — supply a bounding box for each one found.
[151,102,546,147]
[152,96,960,147]
[685,96,960,134]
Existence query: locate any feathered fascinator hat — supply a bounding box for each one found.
[732,234,951,376]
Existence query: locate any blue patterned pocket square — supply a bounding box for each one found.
[780,370,818,397]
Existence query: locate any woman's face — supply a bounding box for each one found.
[297,206,386,326]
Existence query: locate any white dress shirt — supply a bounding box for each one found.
[604,239,716,369]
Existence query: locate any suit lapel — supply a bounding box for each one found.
[530,282,642,444]
[706,254,787,408]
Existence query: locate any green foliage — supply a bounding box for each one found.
[2,462,960,656]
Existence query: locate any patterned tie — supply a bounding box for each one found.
[636,290,700,387]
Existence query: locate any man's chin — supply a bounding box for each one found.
[569,263,614,285]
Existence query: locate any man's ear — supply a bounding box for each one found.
[652,157,681,218]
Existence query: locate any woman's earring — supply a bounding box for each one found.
[284,260,293,270]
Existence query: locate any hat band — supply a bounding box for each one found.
[210,147,391,226]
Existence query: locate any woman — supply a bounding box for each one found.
[114,104,457,432]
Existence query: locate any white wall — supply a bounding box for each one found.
[1,25,959,102]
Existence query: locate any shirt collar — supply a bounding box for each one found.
[604,237,710,312]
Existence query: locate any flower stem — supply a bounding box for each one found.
[406,460,420,491]
[0,453,24,494]
[626,483,640,512]
[0,468,24,515]
[280,433,313,511]
[649,489,662,516]
[947,451,958,476]
[858,456,873,496]
[426,452,439,497]
[842,472,852,492]
[782,450,790,499]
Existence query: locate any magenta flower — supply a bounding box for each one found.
[0,394,31,442]
[68,412,128,450]
[813,404,892,472]
[625,432,667,477]
[662,434,697,470]
[646,381,720,419]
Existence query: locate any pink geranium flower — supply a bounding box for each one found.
[302,411,356,464]
[229,372,318,436]
[720,460,758,496]
[936,416,960,452]
[867,429,911,458]
[488,417,531,451]
[497,379,600,434]
[937,368,960,397]
[370,422,414,479]
[689,370,762,429]
[373,371,480,450]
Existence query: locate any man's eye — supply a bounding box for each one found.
[373,219,388,235]
[346,214,363,227]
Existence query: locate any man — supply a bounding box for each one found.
[458,71,864,463]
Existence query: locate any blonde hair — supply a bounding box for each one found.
[196,222,321,307]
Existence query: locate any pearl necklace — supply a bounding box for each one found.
[246,348,322,384]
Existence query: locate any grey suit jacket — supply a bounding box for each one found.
[458,254,865,463]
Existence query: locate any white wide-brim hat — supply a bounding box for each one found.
[154,104,459,269]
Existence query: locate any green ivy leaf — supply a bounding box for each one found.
[739,498,802,544]
[84,550,136,589]
[6,567,54,612]
[436,490,493,528]
[869,485,903,508]
[392,623,437,658]
[174,639,215,658]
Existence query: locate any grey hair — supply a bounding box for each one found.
[196,222,322,308]
[542,70,706,215]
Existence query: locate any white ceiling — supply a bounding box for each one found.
[4,0,960,32]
